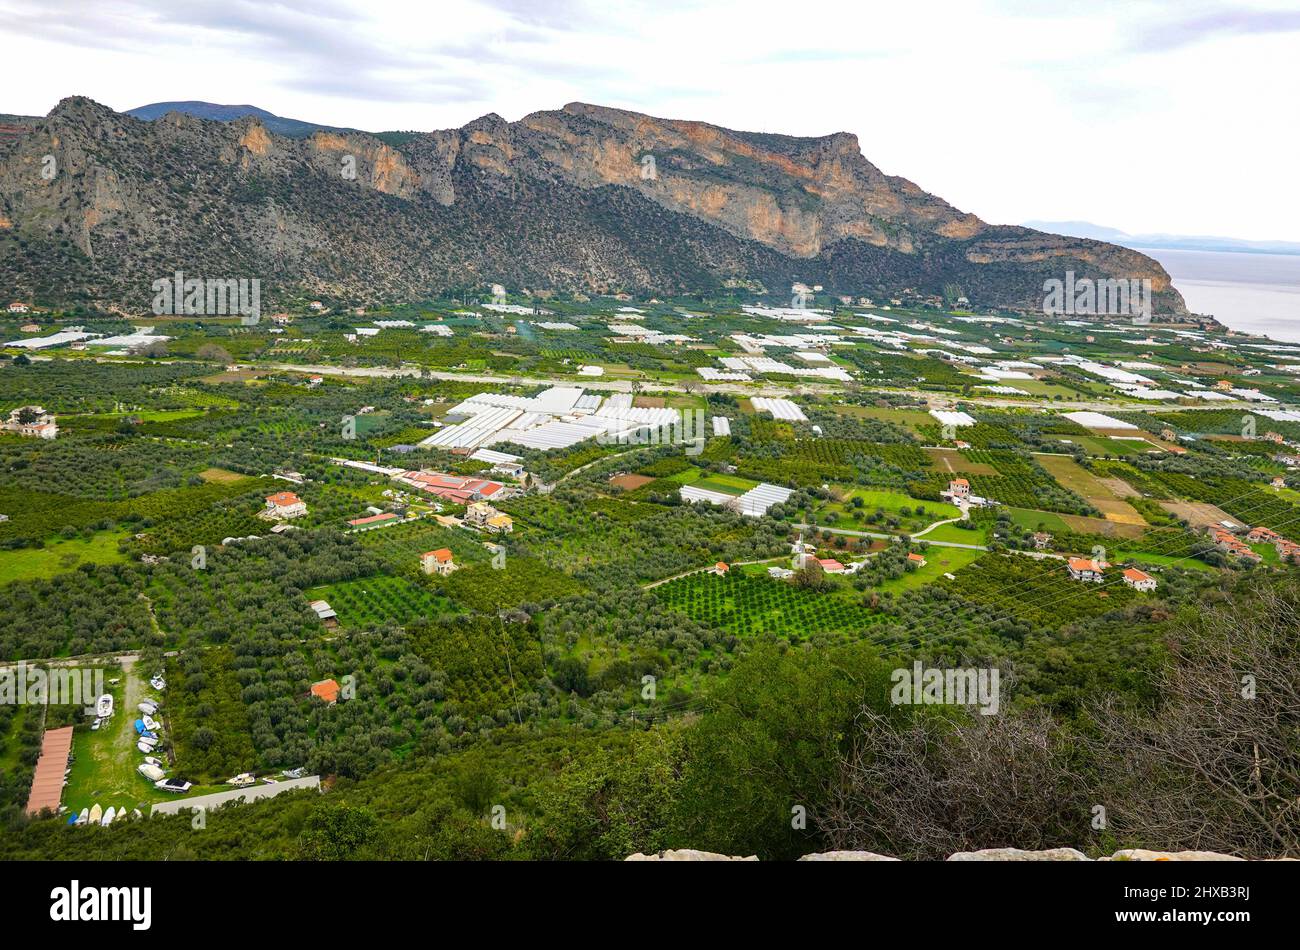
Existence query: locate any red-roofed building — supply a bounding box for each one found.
[397,471,508,502]
[310,679,340,705]
[1067,557,1106,582]
[347,511,398,529]
[818,558,846,574]
[421,548,457,576]
[907,552,927,567]
[25,726,74,816]
[265,491,306,520]
[948,478,970,497]
[1122,568,1157,592]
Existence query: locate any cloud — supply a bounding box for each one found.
[0,0,1295,239]
[1133,4,1300,52]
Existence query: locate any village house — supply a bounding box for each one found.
[7,302,30,313]
[485,512,513,534]
[421,548,457,576]
[1211,527,1263,562]
[1263,431,1285,444]
[907,552,927,568]
[1066,557,1107,582]
[712,562,729,576]
[310,679,341,705]
[3,405,58,440]
[465,501,512,533]
[19,322,40,333]
[1272,476,1286,489]
[264,491,307,520]
[818,558,846,574]
[947,478,971,498]
[1032,531,1053,550]
[1122,568,1157,592]
[308,300,325,311]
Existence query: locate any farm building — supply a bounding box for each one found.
[309,600,338,628]
[347,512,400,529]
[25,726,74,815]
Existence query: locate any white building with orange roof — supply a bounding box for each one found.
[1066,557,1106,582]
[264,491,307,520]
[1121,567,1157,592]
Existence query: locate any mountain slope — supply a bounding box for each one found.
[0,97,1186,313]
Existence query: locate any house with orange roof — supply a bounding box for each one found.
[712,561,729,575]
[310,679,341,705]
[1122,567,1157,592]
[1067,557,1106,582]
[818,558,846,574]
[947,477,970,497]
[907,552,927,568]
[264,491,306,520]
[421,548,458,576]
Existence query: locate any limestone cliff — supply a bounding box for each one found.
[0,96,1185,313]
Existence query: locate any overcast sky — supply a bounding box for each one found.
[4,0,1298,241]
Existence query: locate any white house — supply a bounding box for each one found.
[1067,557,1107,582]
[7,302,30,313]
[264,491,307,520]
[3,405,58,440]
[1122,567,1157,592]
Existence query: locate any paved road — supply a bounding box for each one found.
[794,522,989,550]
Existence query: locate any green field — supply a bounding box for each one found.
[0,531,129,584]
[877,546,985,591]
[1005,507,1073,533]
[654,571,879,638]
[816,488,960,533]
[307,574,460,627]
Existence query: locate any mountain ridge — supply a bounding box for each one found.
[0,96,1187,314]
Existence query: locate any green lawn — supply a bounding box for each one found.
[1005,507,1072,533]
[919,522,989,545]
[0,530,129,584]
[1114,549,1216,572]
[878,546,985,591]
[63,662,222,818]
[817,488,960,532]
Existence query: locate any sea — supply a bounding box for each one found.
[1136,247,1300,344]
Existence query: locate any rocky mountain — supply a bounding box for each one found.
[0,96,1186,313]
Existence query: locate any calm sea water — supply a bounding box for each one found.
[1136,247,1300,343]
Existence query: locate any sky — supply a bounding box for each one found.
[3,0,1299,241]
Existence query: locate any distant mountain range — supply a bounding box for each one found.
[125,101,362,139]
[1024,220,1300,257]
[0,96,1186,312]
